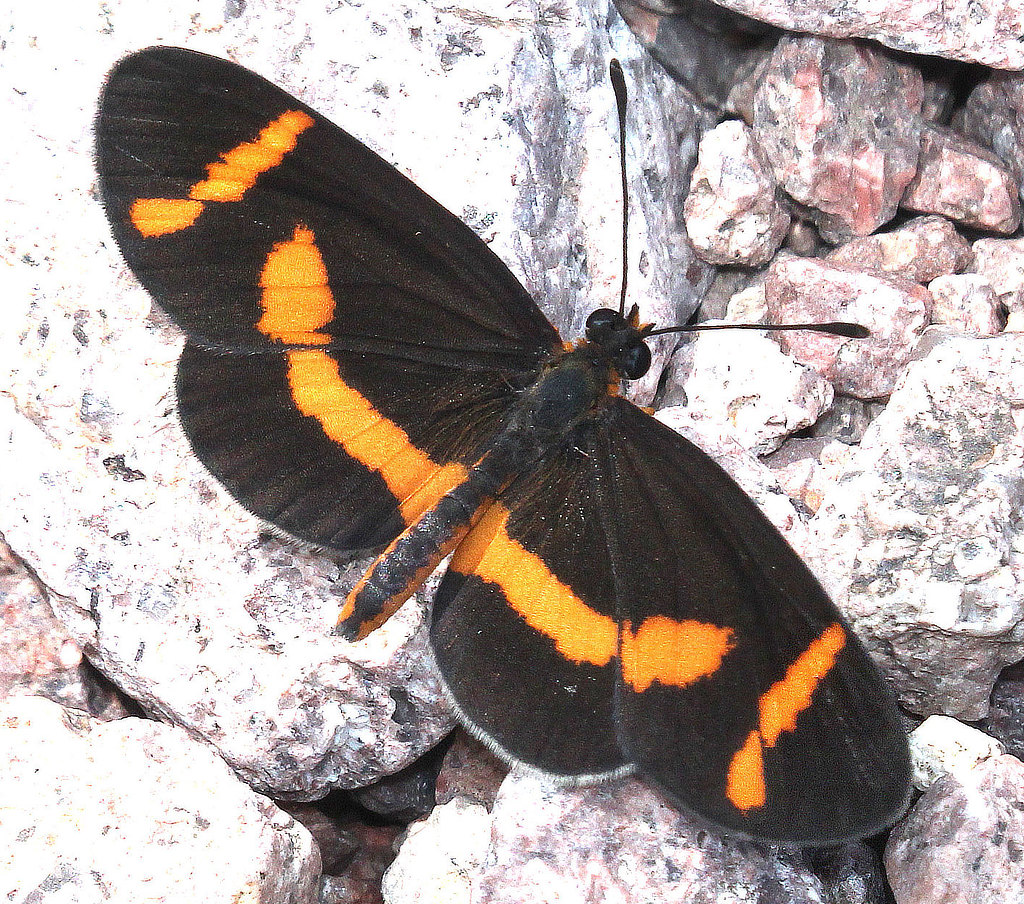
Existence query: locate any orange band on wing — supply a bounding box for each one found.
[452,503,732,686]
[620,616,734,693]
[253,224,466,526]
[285,350,467,524]
[726,622,847,812]
[129,110,315,237]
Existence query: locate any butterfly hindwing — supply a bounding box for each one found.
[430,425,630,780]
[97,47,561,552]
[599,399,911,843]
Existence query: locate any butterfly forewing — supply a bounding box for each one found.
[97,47,560,552]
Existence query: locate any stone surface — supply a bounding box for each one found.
[901,123,1021,234]
[969,236,1024,327]
[316,818,400,904]
[709,0,1024,68]
[885,754,1024,904]
[909,715,1005,791]
[979,666,1024,760]
[1,0,706,799]
[960,71,1024,202]
[927,274,1004,336]
[612,0,775,112]
[434,731,507,809]
[826,215,973,285]
[808,334,1024,720]
[684,119,789,265]
[807,396,886,445]
[764,437,855,514]
[471,773,860,904]
[765,257,932,400]
[753,36,923,243]
[349,747,443,822]
[1,695,320,904]
[0,536,127,718]
[381,797,492,904]
[659,327,834,455]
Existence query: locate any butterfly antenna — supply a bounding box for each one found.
[610,59,629,318]
[646,321,870,339]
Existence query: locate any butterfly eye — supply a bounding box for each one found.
[586,308,624,338]
[618,340,651,380]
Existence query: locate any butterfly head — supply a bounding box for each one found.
[584,305,652,381]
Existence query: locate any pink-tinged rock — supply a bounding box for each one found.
[0,537,126,718]
[434,731,506,809]
[684,119,790,265]
[826,215,973,285]
[970,236,1024,326]
[753,36,923,243]
[707,0,1024,68]
[472,774,860,904]
[959,71,1024,198]
[885,755,1024,904]
[902,123,1021,234]
[765,257,932,399]
[1,696,320,904]
[928,274,1004,336]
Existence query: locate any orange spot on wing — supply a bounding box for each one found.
[257,225,333,345]
[129,198,205,237]
[129,110,314,236]
[725,622,847,812]
[452,505,731,685]
[620,616,734,692]
[727,730,766,811]
[759,622,846,746]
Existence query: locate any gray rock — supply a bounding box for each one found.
[809,334,1024,720]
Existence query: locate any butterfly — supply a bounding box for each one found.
[95,46,911,844]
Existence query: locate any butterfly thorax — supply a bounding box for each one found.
[510,306,652,441]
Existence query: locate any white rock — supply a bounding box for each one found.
[910,715,1005,790]
[382,798,493,904]
[660,328,834,455]
[808,333,1024,719]
[0,695,319,904]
